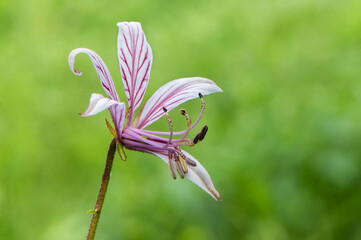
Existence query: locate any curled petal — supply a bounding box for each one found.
[137,77,222,129]
[81,93,124,117]
[152,151,221,201]
[69,48,120,101]
[117,22,153,123]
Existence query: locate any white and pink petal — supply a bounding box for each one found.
[152,151,221,201]
[69,48,120,101]
[110,103,126,138]
[80,93,124,117]
[117,22,153,122]
[136,77,222,129]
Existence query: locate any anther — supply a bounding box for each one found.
[179,109,186,116]
[163,107,168,112]
[185,157,197,167]
[178,151,196,167]
[199,125,208,141]
[168,151,177,179]
[198,92,203,98]
[193,132,201,144]
[193,125,208,144]
[179,155,188,173]
[175,159,185,179]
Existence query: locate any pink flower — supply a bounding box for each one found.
[68,22,222,201]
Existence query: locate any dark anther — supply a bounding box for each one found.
[163,107,168,112]
[199,125,208,141]
[198,93,203,98]
[193,132,201,144]
[179,109,186,115]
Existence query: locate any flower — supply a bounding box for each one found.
[68,22,222,201]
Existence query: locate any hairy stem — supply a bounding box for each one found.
[87,138,117,240]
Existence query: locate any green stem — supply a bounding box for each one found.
[87,138,117,240]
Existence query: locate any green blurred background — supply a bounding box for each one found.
[1,0,361,239]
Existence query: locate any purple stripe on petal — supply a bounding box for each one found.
[137,77,222,129]
[110,103,126,136]
[68,48,120,102]
[81,93,123,117]
[117,22,153,123]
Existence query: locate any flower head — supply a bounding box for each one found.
[69,22,222,201]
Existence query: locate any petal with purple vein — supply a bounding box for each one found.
[80,93,124,117]
[117,22,153,123]
[137,77,222,129]
[69,48,120,101]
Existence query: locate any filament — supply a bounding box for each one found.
[163,107,173,147]
[179,109,192,141]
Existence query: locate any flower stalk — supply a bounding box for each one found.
[86,138,117,240]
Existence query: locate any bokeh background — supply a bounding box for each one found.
[1,0,361,239]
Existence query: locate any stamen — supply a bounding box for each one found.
[200,93,205,112]
[193,125,208,144]
[182,93,205,137]
[194,92,206,127]
[168,151,177,179]
[185,157,197,167]
[175,159,185,179]
[179,109,192,140]
[178,151,196,167]
[179,155,188,173]
[179,109,186,115]
[199,125,208,141]
[163,107,173,147]
[141,93,206,136]
[193,133,201,144]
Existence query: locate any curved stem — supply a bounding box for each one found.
[87,138,117,240]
